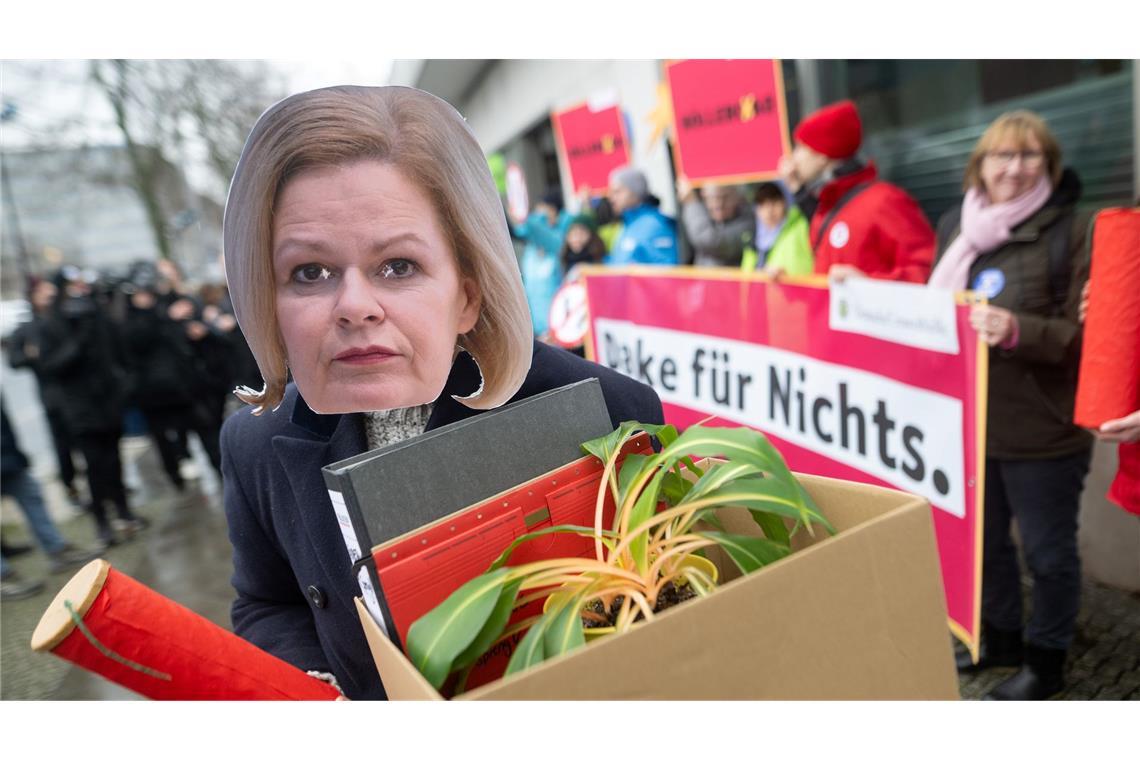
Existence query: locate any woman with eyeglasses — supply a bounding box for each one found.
[929,110,1094,700]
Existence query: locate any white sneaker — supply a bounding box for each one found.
[178,459,200,480]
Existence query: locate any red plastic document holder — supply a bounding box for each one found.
[371,434,651,690]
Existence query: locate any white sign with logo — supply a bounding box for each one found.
[548,280,590,348]
[972,268,1006,299]
[327,489,387,632]
[595,318,966,518]
[829,277,960,355]
[828,221,850,248]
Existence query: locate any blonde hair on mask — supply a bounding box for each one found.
[223,85,533,414]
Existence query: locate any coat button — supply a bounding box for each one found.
[307,585,327,609]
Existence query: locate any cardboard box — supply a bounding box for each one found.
[355,471,959,699]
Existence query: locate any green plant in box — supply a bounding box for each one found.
[406,421,834,692]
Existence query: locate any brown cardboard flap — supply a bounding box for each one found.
[797,472,925,532]
[354,598,442,701]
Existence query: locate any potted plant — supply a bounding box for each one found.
[405,421,834,693]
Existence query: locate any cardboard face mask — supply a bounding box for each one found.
[223,85,533,416]
[272,161,480,414]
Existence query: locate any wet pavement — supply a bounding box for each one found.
[2,436,1137,700]
[957,579,1140,700]
[1,440,234,700]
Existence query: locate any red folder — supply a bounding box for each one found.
[371,433,651,690]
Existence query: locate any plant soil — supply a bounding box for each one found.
[581,581,698,629]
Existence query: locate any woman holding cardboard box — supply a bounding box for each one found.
[929,111,1093,700]
[218,86,662,700]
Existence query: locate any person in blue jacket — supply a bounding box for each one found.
[513,189,571,337]
[605,166,678,266]
[219,85,664,700]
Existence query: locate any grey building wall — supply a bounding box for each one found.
[392,59,679,217]
[0,145,223,298]
[1080,443,1140,593]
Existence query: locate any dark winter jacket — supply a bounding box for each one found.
[6,317,69,412]
[221,340,664,700]
[36,296,130,435]
[122,303,201,410]
[809,162,935,283]
[1,400,30,476]
[933,168,1094,459]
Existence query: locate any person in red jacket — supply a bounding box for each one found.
[778,100,934,283]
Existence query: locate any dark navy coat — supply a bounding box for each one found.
[221,340,663,700]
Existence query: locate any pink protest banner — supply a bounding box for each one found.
[665,59,791,186]
[551,102,632,196]
[581,267,986,658]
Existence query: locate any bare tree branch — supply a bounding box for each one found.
[85,59,286,261]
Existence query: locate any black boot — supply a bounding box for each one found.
[1,540,34,558]
[984,644,1067,700]
[957,622,1023,673]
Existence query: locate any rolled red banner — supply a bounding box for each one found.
[31,560,340,700]
[1074,208,1140,429]
[1109,444,1140,515]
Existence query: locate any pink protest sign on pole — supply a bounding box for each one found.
[551,101,631,196]
[665,59,791,185]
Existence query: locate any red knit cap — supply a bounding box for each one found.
[793,100,862,159]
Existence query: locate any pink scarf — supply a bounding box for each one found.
[928,176,1053,290]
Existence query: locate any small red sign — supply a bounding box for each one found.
[665,59,791,185]
[552,102,632,196]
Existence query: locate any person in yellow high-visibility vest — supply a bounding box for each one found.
[740,182,814,276]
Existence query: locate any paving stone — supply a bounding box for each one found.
[1116,672,1140,694]
[1093,686,1128,700]
[1111,636,1140,655]
[2,443,227,701]
[1095,660,1125,680]
[1065,683,1098,700]
[1067,665,1096,683]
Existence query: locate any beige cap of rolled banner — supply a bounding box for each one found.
[31,559,111,652]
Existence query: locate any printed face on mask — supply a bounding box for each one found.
[272,161,481,414]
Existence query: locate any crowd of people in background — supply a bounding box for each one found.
[2,258,261,597]
[511,98,943,343]
[505,98,1137,701]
